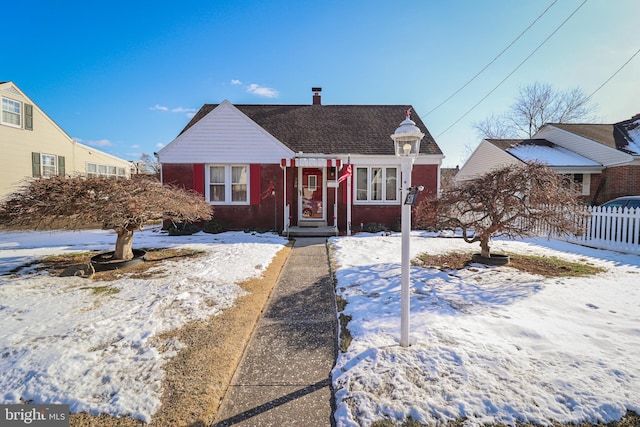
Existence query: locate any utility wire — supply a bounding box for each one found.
[422,0,558,118]
[587,46,640,99]
[435,0,588,139]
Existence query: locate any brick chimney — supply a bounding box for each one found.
[312,87,322,105]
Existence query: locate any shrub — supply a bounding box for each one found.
[202,219,228,234]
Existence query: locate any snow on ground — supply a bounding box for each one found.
[0,226,288,423]
[330,232,640,427]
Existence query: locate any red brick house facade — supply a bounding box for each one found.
[158,92,443,234]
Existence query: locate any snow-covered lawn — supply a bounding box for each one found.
[330,232,640,427]
[0,226,288,423]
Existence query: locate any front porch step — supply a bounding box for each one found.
[297,220,328,228]
[285,226,339,237]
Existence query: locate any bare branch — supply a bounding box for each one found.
[0,176,213,260]
[415,163,588,257]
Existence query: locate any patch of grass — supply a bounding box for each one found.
[371,417,434,427]
[4,248,207,281]
[414,252,470,270]
[80,285,120,295]
[414,252,606,278]
[339,313,352,353]
[370,411,640,426]
[509,254,605,277]
[336,295,348,312]
[371,420,396,427]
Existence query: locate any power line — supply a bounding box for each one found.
[422,0,558,118]
[587,47,640,99]
[435,0,588,139]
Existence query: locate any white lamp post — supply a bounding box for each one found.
[391,108,424,347]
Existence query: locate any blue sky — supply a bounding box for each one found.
[5,0,639,167]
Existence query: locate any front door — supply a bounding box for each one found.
[299,167,325,221]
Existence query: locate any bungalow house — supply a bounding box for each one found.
[455,114,640,204]
[0,81,131,199]
[157,89,444,235]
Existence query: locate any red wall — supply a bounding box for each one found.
[162,163,285,231]
[162,163,440,232]
[337,164,439,232]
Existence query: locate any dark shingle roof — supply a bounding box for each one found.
[180,104,442,156]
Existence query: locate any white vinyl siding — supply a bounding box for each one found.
[2,97,21,128]
[355,166,399,204]
[455,140,521,182]
[158,101,293,164]
[206,164,249,204]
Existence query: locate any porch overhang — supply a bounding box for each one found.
[280,158,342,168]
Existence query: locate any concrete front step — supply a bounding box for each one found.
[285,226,339,237]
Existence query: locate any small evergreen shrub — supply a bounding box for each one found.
[202,218,228,234]
[167,221,201,236]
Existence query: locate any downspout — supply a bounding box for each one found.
[280,163,288,233]
[346,155,352,235]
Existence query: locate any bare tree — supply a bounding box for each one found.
[473,113,518,139]
[0,176,212,260]
[474,82,598,139]
[131,153,161,175]
[415,163,587,259]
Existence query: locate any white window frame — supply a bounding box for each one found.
[87,162,127,178]
[2,97,22,128]
[41,154,57,177]
[354,166,399,204]
[205,164,250,205]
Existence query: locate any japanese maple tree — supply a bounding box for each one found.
[0,176,213,260]
[415,162,587,258]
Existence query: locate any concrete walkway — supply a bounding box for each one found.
[213,237,338,427]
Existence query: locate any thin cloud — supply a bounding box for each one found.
[246,84,279,98]
[172,107,197,114]
[231,79,242,85]
[156,143,165,148]
[86,139,113,147]
[150,104,168,111]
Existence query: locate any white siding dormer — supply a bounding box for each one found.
[158,100,294,164]
[455,140,521,182]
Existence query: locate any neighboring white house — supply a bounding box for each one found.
[456,115,640,204]
[0,81,131,199]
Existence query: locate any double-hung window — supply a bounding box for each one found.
[355,166,398,203]
[207,165,248,204]
[41,154,57,177]
[32,152,64,177]
[2,97,22,128]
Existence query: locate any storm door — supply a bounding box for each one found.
[298,167,326,221]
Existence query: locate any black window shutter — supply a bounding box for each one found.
[24,104,33,130]
[58,156,66,177]
[32,152,41,177]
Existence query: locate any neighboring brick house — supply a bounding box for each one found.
[157,89,444,234]
[456,114,640,205]
[0,81,131,199]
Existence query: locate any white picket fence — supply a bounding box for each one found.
[560,206,640,255]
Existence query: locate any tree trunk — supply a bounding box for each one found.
[480,237,491,258]
[113,228,135,260]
